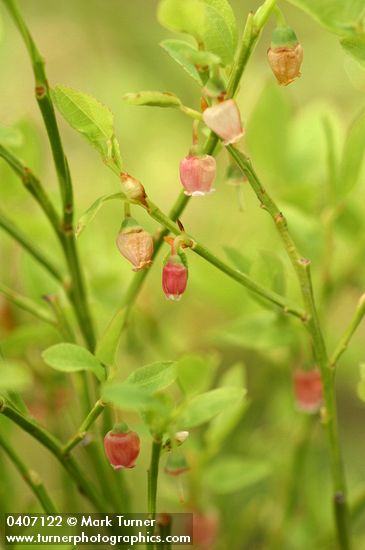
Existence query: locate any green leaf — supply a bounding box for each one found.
[158,0,237,65]
[125,361,177,393]
[178,387,245,429]
[123,91,182,108]
[160,39,204,85]
[51,86,122,170]
[203,457,270,494]
[177,354,213,396]
[205,363,247,448]
[0,361,32,392]
[0,124,23,147]
[96,307,127,366]
[101,382,161,411]
[251,250,286,296]
[341,31,365,68]
[42,343,105,382]
[75,192,124,238]
[223,246,251,273]
[337,109,365,197]
[285,0,365,35]
[214,311,295,351]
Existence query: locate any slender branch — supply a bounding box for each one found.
[227,145,351,550]
[0,209,63,283]
[0,398,110,512]
[0,432,58,513]
[63,400,106,455]
[144,199,305,320]
[330,294,365,366]
[0,144,62,238]
[148,438,162,519]
[0,283,56,326]
[3,0,96,351]
[43,293,76,341]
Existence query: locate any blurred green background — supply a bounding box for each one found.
[0,1,365,548]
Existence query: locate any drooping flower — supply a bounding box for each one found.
[162,254,188,301]
[104,423,140,470]
[179,155,216,196]
[164,450,190,476]
[293,369,323,413]
[202,99,244,145]
[116,217,153,271]
[267,26,303,86]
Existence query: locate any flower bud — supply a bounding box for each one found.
[267,27,303,86]
[293,369,323,413]
[179,155,216,196]
[162,254,188,301]
[120,172,147,203]
[164,450,189,476]
[116,217,153,271]
[202,99,244,145]
[104,423,140,470]
[175,431,189,445]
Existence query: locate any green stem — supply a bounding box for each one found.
[0,283,56,326]
[227,145,351,550]
[148,438,162,519]
[63,400,106,455]
[43,293,76,341]
[0,209,63,283]
[3,0,96,352]
[111,0,277,330]
[145,199,305,320]
[0,397,110,512]
[330,294,365,367]
[0,433,58,513]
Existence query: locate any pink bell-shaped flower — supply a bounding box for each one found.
[293,369,323,413]
[104,423,140,470]
[162,254,188,301]
[179,154,216,196]
[202,99,244,145]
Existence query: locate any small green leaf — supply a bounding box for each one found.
[75,192,124,237]
[123,91,182,108]
[158,0,237,65]
[160,39,204,85]
[0,361,32,392]
[223,246,251,273]
[341,31,365,68]
[96,307,127,366]
[0,124,23,147]
[125,361,177,393]
[51,86,122,170]
[214,312,295,350]
[251,250,286,296]
[205,363,247,448]
[203,457,270,494]
[102,382,160,411]
[337,109,365,197]
[42,343,105,382]
[177,354,213,396]
[178,387,245,429]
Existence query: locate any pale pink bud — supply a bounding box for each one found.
[293,369,323,413]
[116,219,153,271]
[162,255,188,301]
[202,99,244,145]
[104,424,140,470]
[179,155,216,196]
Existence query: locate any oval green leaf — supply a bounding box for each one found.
[123,91,182,108]
[178,387,245,428]
[42,343,105,382]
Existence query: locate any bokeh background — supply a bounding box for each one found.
[0,1,365,548]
